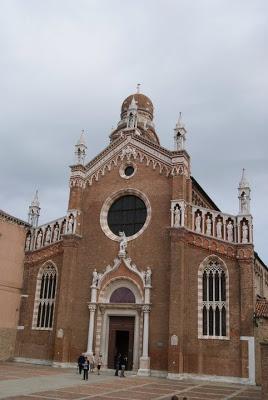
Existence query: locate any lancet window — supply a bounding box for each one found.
[198,257,229,339]
[32,263,57,330]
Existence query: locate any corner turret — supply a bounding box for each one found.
[75,129,87,165]
[238,168,251,215]
[174,112,187,151]
[28,190,40,227]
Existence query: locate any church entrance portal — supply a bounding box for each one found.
[107,316,135,370]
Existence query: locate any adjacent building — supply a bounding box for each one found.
[0,210,29,360]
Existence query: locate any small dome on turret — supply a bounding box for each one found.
[110,88,159,145]
[121,93,154,120]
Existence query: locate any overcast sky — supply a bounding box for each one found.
[0,0,267,262]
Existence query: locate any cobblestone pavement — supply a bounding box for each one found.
[0,362,261,400]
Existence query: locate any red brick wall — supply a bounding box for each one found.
[15,248,63,360]
[261,342,268,399]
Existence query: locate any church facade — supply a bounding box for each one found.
[15,91,268,384]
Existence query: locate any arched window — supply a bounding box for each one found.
[198,257,229,338]
[32,263,57,330]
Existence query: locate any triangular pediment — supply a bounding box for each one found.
[70,132,190,187]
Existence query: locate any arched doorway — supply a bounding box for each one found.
[107,287,136,370]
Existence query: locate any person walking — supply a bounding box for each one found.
[88,353,94,373]
[77,353,85,375]
[114,353,121,376]
[97,354,102,375]
[83,357,89,380]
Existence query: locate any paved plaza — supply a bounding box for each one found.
[0,362,261,400]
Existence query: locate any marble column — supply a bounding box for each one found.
[138,305,151,376]
[86,304,96,355]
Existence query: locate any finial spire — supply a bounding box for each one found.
[238,168,251,214]
[28,190,41,227]
[136,83,141,93]
[32,190,39,207]
[174,113,187,151]
[75,129,87,165]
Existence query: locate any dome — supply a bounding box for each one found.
[121,93,154,119]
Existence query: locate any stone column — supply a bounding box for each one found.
[261,341,268,400]
[138,305,151,376]
[86,304,96,355]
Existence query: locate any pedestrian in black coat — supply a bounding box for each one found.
[114,353,121,376]
[77,354,85,375]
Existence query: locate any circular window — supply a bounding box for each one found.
[100,188,151,242]
[125,166,134,176]
[108,195,147,237]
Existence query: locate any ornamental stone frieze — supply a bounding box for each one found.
[69,133,190,188]
[24,242,63,264]
[170,227,254,260]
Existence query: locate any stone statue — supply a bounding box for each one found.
[25,234,31,251]
[216,219,222,239]
[176,134,183,151]
[45,228,51,245]
[227,221,233,242]
[206,216,212,236]
[119,231,127,257]
[129,113,134,128]
[242,222,249,243]
[174,206,181,227]
[61,220,66,235]
[67,215,74,234]
[195,213,201,233]
[53,225,60,242]
[92,268,99,287]
[145,267,152,286]
[36,231,43,249]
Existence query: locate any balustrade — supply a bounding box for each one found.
[25,210,78,252]
[171,201,252,245]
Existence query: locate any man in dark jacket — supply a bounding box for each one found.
[77,353,85,375]
[114,353,121,376]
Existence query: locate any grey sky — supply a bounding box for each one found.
[1,0,267,262]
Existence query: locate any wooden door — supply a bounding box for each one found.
[107,316,135,370]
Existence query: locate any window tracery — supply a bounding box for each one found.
[32,263,57,330]
[199,257,229,339]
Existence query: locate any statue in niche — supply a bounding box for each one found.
[241,193,248,214]
[25,234,31,251]
[92,268,99,287]
[119,231,127,257]
[242,222,249,243]
[128,113,136,129]
[227,221,233,242]
[174,205,181,227]
[176,134,183,151]
[67,215,74,234]
[36,231,43,249]
[145,267,152,286]
[53,225,60,242]
[195,213,201,233]
[61,220,66,235]
[206,216,212,236]
[45,228,51,245]
[216,219,222,239]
